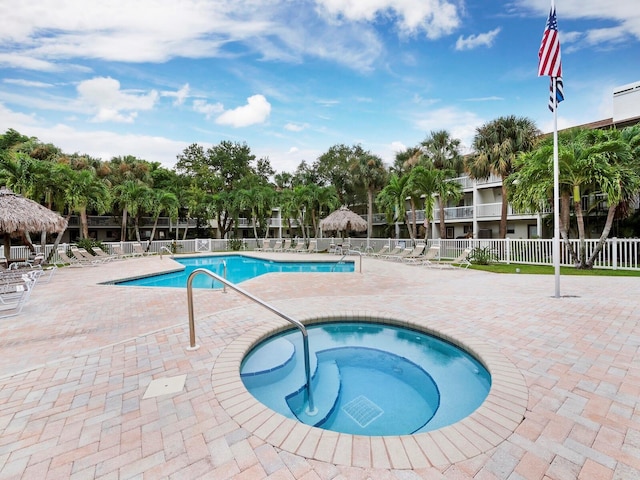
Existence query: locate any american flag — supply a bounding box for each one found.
[548,76,564,112]
[538,7,562,78]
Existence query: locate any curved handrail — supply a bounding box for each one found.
[159,246,174,259]
[186,267,316,414]
[331,249,362,273]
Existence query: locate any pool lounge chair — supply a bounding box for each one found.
[415,245,441,266]
[276,238,291,252]
[292,241,307,253]
[266,239,281,252]
[365,245,389,258]
[0,281,33,319]
[57,249,100,267]
[255,238,270,252]
[431,247,472,269]
[385,247,413,262]
[92,247,119,262]
[304,240,318,253]
[401,243,427,264]
[379,245,404,260]
[132,242,153,256]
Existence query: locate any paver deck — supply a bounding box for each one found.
[1,252,639,479]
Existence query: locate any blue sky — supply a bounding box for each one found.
[1,0,639,174]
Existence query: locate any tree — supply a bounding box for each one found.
[176,141,257,239]
[467,116,540,238]
[314,144,360,205]
[64,169,111,239]
[147,189,179,246]
[376,174,409,238]
[421,130,464,174]
[350,152,387,237]
[508,126,640,269]
[433,170,463,239]
[404,166,439,240]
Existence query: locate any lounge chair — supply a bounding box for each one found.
[92,247,119,262]
[57,249,100,267]
[304,240,318,254]
[431,247,472,269]
[0,280,33,318]
[111,245,133,259]
[8,254,57,282]
[369,245,389,258]
[132,242,153,256]
[292,241,307,253]
[72,247,109,264]
[401,244,427,264]
[266,239,281,252]
[255,238,270,252]
[276,238,291,252]
[379,245,403,260]
[385,247,413,262]
[415,245,441,266]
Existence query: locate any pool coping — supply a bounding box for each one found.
[211,311,528,469]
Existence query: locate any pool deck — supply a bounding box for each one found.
[1,252,639,479]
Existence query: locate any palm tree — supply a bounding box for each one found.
[433,170,463,239]
[376,174,409,238]
[404,166,438,240]
[350,153,387,238]
[421,130,464,174]
[65,169,111,239]
[509,126,640,268]
[147,189,179,247]
[467,116,540,238]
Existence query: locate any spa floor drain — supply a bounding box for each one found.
[342,395,384,428]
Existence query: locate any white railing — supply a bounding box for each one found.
[7,236,639,271]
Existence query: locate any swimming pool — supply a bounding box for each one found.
[115,254,354,288]
[240,321,491,436]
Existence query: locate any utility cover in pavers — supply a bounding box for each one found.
[143,374,187,399]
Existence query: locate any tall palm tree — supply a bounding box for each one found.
[404,166,438,240]
[421,130,464,174]
[467,115,540,238]
[350,153,387,238]
[376,174,409,238]
[65,169,111,239]
[433,170,463,239]
[509,126,640,268]
[147,189,179,247]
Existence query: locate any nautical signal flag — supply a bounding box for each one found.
[538,6,562,77]
[549,76,564,112]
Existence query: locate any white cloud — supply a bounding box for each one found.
[193,99,224,119]
[162,83,190,106]
[414,107,485,153]
[455,28,501,51]
[215,94,271,127]
[284,122,309,132]
[3,78,54,88]
[0,103,187,168]
[314,0,461,39]
[77,77,159,123]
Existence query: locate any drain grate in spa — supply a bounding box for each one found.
[342,395,384,428]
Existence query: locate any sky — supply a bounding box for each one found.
[1,0,639,174]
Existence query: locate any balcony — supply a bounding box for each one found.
[433,206,474,221]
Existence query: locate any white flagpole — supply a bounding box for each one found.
[552,77,561,298]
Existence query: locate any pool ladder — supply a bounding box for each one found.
[331,249,363,273]
[186,266,317,415]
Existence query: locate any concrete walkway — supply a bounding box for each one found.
[0,253,639,479]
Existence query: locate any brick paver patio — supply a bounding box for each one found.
[0,253,639,479]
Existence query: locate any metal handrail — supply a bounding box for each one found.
[186,267,316,415]
[159,246,174,259]
[332,249,362,273]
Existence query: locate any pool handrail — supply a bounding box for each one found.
[332,249,362,273]
[186,267,316,415]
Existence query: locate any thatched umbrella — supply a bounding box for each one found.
[320,206,367,236]
[0,187,68,260]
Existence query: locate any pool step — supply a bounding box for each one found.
[287,360,341,427]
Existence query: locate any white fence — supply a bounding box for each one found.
[6,236,640,270]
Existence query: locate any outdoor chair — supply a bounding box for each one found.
[304,240,318,253]
[265,240,280,252]
[415,245,441,266]
[430,247,472,269]
[57,249,99,267]
[379,245,403,260]
[92,247,119,262]
[401,244,428,264]
[292,241,307,253]
[276,238,291,252]
[255,238,270,252]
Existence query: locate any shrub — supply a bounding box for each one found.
[469,246,497,265]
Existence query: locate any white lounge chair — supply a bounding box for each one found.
[402,244,427,264]
[431,247,472,269]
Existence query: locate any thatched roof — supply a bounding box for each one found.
[320,206,367,233]
[0,187,68,234]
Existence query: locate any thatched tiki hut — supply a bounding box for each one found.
[0,187,68,260]
[320,206,368,237]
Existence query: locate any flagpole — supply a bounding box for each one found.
[552,77,561,298]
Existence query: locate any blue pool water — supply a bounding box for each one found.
[241,322,491,436]
[115,255,354,288]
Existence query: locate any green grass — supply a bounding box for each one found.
[470,263,640,277]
